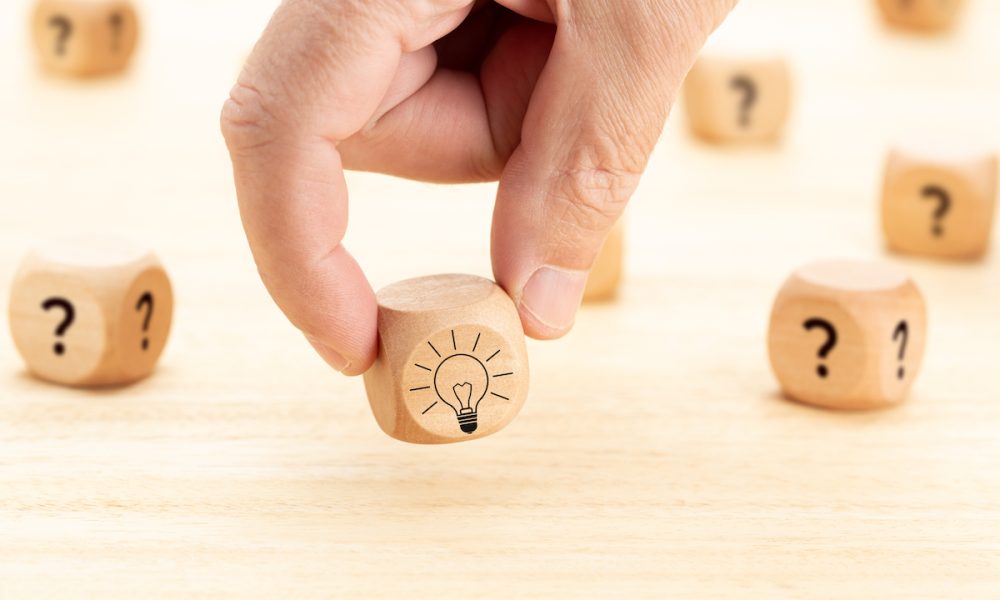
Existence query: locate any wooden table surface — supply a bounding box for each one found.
[3,0,1000,596]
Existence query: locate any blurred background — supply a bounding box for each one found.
[2,0,1000,596]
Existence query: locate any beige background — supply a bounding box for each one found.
[2,0,1000,596]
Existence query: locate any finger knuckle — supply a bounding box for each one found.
[549,138,643,234]
[220,81,285,152]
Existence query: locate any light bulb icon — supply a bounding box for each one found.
[434,354,489,433]
[410,328,516,435]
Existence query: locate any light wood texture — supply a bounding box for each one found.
[683,54,791,144]
[875,0,966,32]
[8,237,172,386]
[881,147,998,259]
[767,259,926,409]
[582,219,624,302]
[3,0,1000,596]
[32,0,138,77]
[363,274,528,444]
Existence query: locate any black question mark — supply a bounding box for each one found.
[41,297,75,356]
[136,292,153,351]
[803,318,838,378]
[48,15,73,56]
[893,320,909,380]
[921,185,951,238]
[108,12,122,52]
[729,75,758,128]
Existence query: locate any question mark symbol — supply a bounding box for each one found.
[41,297,75,356]
[108,12,122,52]
[803,318,838,378]
[136,292,154,351]
[921,184,951,238]
[48,15,73,57]
[729,75,758,128]
[893,320,909,380]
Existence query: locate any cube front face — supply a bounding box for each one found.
[882,152,997,260]
[399,324,527,441]
[33,0,138,77]
[684,56,791,143]
[8,242,173,387]
[9,271,108,385]
[768,261,927,410]
[876,0,964,31]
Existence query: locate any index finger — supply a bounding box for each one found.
[220,0,471,374]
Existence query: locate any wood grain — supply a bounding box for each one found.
[2,0,1000,596]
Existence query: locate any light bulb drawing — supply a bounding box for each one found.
[410,328,514,434]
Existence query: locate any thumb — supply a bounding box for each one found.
[492,1,727,338]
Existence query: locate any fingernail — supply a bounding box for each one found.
[519,266,588,333]
[306,336,351,373]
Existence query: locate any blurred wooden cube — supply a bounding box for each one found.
[881,146,997,260]
[875,0,966,31]
[9,237,173,387]
[32,0,139,77]
[584,220,624,303]
[683,54,792,144]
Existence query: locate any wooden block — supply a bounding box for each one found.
[8,237,173,387]
[363,274,529,444]
[583,219,624,303]
[881,147,997,260]
[767,259,926,410]
[875,0,965,31]
[32,0,139,77]
[683,54,791,144]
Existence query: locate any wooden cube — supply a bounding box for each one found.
[32,0,139,77]
[767,259,926,410]
[363,274,529,444]
[683,54,791,144]
[881,147,997,260]
[8,237,173,387]
[875,0,965,31]
[583,219,624,303]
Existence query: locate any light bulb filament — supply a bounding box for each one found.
[452,382,473,409]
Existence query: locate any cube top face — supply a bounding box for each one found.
[365,274,529,444]
[684,55,791,144]
[768,260,927,410]
[882,150,998,260]
[33,0,139,77]
[34,235,152,269]
[876,0,964,31]
[8,238,173,387]
[795,259,910,292]
[377,273,497,313]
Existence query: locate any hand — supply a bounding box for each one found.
[221,0,737,375]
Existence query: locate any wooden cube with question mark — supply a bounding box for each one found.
[8,237,173,387]
[683,54,792,144]
[882,146,997,260]
[31,0,139,77]
[875,0,966,32]
[363,274,529,444]
[768,259,927,410]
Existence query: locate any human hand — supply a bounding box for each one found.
[221,0,737,375]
